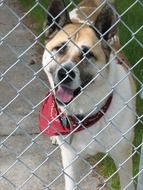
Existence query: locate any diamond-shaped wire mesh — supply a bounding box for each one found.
[0,0,143,190]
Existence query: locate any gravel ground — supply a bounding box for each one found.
[0,1,103,189]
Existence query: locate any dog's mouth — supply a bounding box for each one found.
[55,85,81,104]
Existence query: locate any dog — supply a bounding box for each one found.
[39,0,136,189]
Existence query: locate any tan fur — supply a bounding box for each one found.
[79,0,102,7]
[46,23,106,65]
[71,0,114,24]
[71,4,103,24]
[80,0,114,6]
[72,7,101,23]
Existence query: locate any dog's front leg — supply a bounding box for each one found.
[110,143,135,190]
[61,146,81,190]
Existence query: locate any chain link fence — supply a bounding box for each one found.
[0,0,143,190]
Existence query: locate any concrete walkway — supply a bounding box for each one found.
[0,1,100,190]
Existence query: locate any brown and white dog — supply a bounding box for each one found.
[41,0,136,189]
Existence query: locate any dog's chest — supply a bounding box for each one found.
[69,117,116,155]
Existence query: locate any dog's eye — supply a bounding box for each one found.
[53,43,67,55]
[80,46,96,60]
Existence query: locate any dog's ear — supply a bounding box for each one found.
[43,0,71,40]
[94,5,117,41]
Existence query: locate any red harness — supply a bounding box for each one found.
[39,93,113,137]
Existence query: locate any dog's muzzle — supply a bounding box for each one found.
[57,67,76,84]
[55,64,81,104]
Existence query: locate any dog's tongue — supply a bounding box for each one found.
[56,86,74,103]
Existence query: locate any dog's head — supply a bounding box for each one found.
[42,0,117,106]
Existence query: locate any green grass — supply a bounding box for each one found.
[18,0,143,189]
[18,0,48,35]
[116,2,143,187]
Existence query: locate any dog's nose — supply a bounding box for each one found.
[58,67,75,83]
